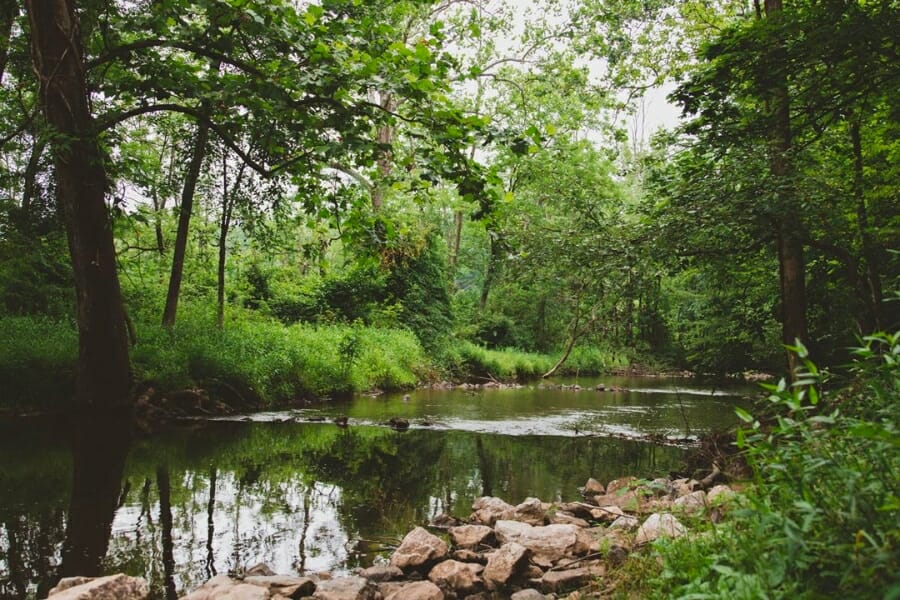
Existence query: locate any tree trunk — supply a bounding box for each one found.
[157,465,178,600]
[850,117,883,332]
[162,118,210,328]
[25,0,131,406]
[371,93,396,211]
[217,157,246,329]
[765,0,808,374]
[0,0,17,84]
[449,210,463,274]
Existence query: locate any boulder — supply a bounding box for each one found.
[583,478,605,495]
[449,525,495,549]
[707,484,736,504]
[384,580,444,600]
[482,543,530,590]
[608,515,639,530]
[452,549,485,563]
[49,574,149,600]
[550,512,590,528]
[589,505,625,523]
[493,521,592,565]
[634,513,687,546]
[179,577,268,600]
[510,590,549,600]
[428,560,484,594]
[590,490,641,512]
[674,490,707,515]
[389,527,449,572]
[359,565,403,582]
[244,576,316,598]
[470,497,516,525]
[312,576,377,600]
[514,498,547,526]
[605,476,636,495]
[540,564,605,594]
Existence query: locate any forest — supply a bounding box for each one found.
[0,0,897,599]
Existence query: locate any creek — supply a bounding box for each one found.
[0,376,754,599]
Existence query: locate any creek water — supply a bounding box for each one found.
[0,376,754,599]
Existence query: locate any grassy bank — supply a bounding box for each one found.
[0,308,627,411]
[612,333,899,599]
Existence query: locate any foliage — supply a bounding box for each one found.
[0,316,77,410]
[619,333,900,599]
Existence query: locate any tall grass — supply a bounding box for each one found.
[0,315,77,410]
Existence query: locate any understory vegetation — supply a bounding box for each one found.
[615,333,899,599]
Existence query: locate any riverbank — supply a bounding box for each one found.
[45,470,742,600]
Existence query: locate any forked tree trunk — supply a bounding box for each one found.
[25,0,131,406]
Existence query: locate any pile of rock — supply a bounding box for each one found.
[49,475,738,600]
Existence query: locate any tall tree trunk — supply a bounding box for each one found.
[449,210,463,274]
[157,465,178,600]
[371,92,396,211]
[205,468,218,578]
[217,157,246,329]
[765,0,808,374]
[0,0,17,84]
[162,117,210,328]
[850,117,883,332]
[25,0,131,405]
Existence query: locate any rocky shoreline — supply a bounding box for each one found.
[47,473,739,600]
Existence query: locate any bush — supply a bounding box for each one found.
[624,333,900,599]
[0,316,77,409]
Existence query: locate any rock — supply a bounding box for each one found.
[550,512,590,528]
[312,576,377,600]
[376,582,405,599]
[556,502,595,520]
[592,527,633,554]
[428,560,484,594]
[389,527,449,572]
[246,563,277,577]
[606,545,629,567]
[514,498,547,526]
[430,514,463,529]
[634,513,687,546]
[482,542,530,590]
[583,478,605,495]
[671,478,700,498]
[674,490,707,515]
[589,505,625,523]
[470,497,516,525]
[359,565,403,582]
[605,476,636,495]
[179,576,269,600]
[244,576,316,597]
[493,521,593,565]
[388,417,410,431]
[707,484,736,504]
[384,580,444,600]
[540,564,605,594]
[449,525,495,549]
[645,478,672,497]
[590,490,641,512]
[510,590,549,600]
[608,515,639,530]
[49,575,149,600]
[452,549,485,563]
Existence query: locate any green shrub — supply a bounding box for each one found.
[0,316,77,409]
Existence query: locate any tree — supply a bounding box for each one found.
[25,0,131,406]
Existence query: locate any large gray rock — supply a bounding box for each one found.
[634,513,687,546]
[449,524,495,549]
[243,575,316,597]
[470,497,516,525]
[674,490,707,515]
[428,560,484,594]
[384,580,444,600]
[389,527,449,572]
[49,574,149,600]
[510,589,549,600]
[313,576,377,600]
[482,542,529,590]
[513,498,547,526]
[493,520,593,565]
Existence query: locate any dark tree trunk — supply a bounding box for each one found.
[162,119,210,328]
[205,468,218,578]
[21,135,46,211]
[25,0,131,406]
[765,0,808,374]
[157,465,178,600]
[850,117,883,332]
[0,0,17,83]
[217,157,246,329]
